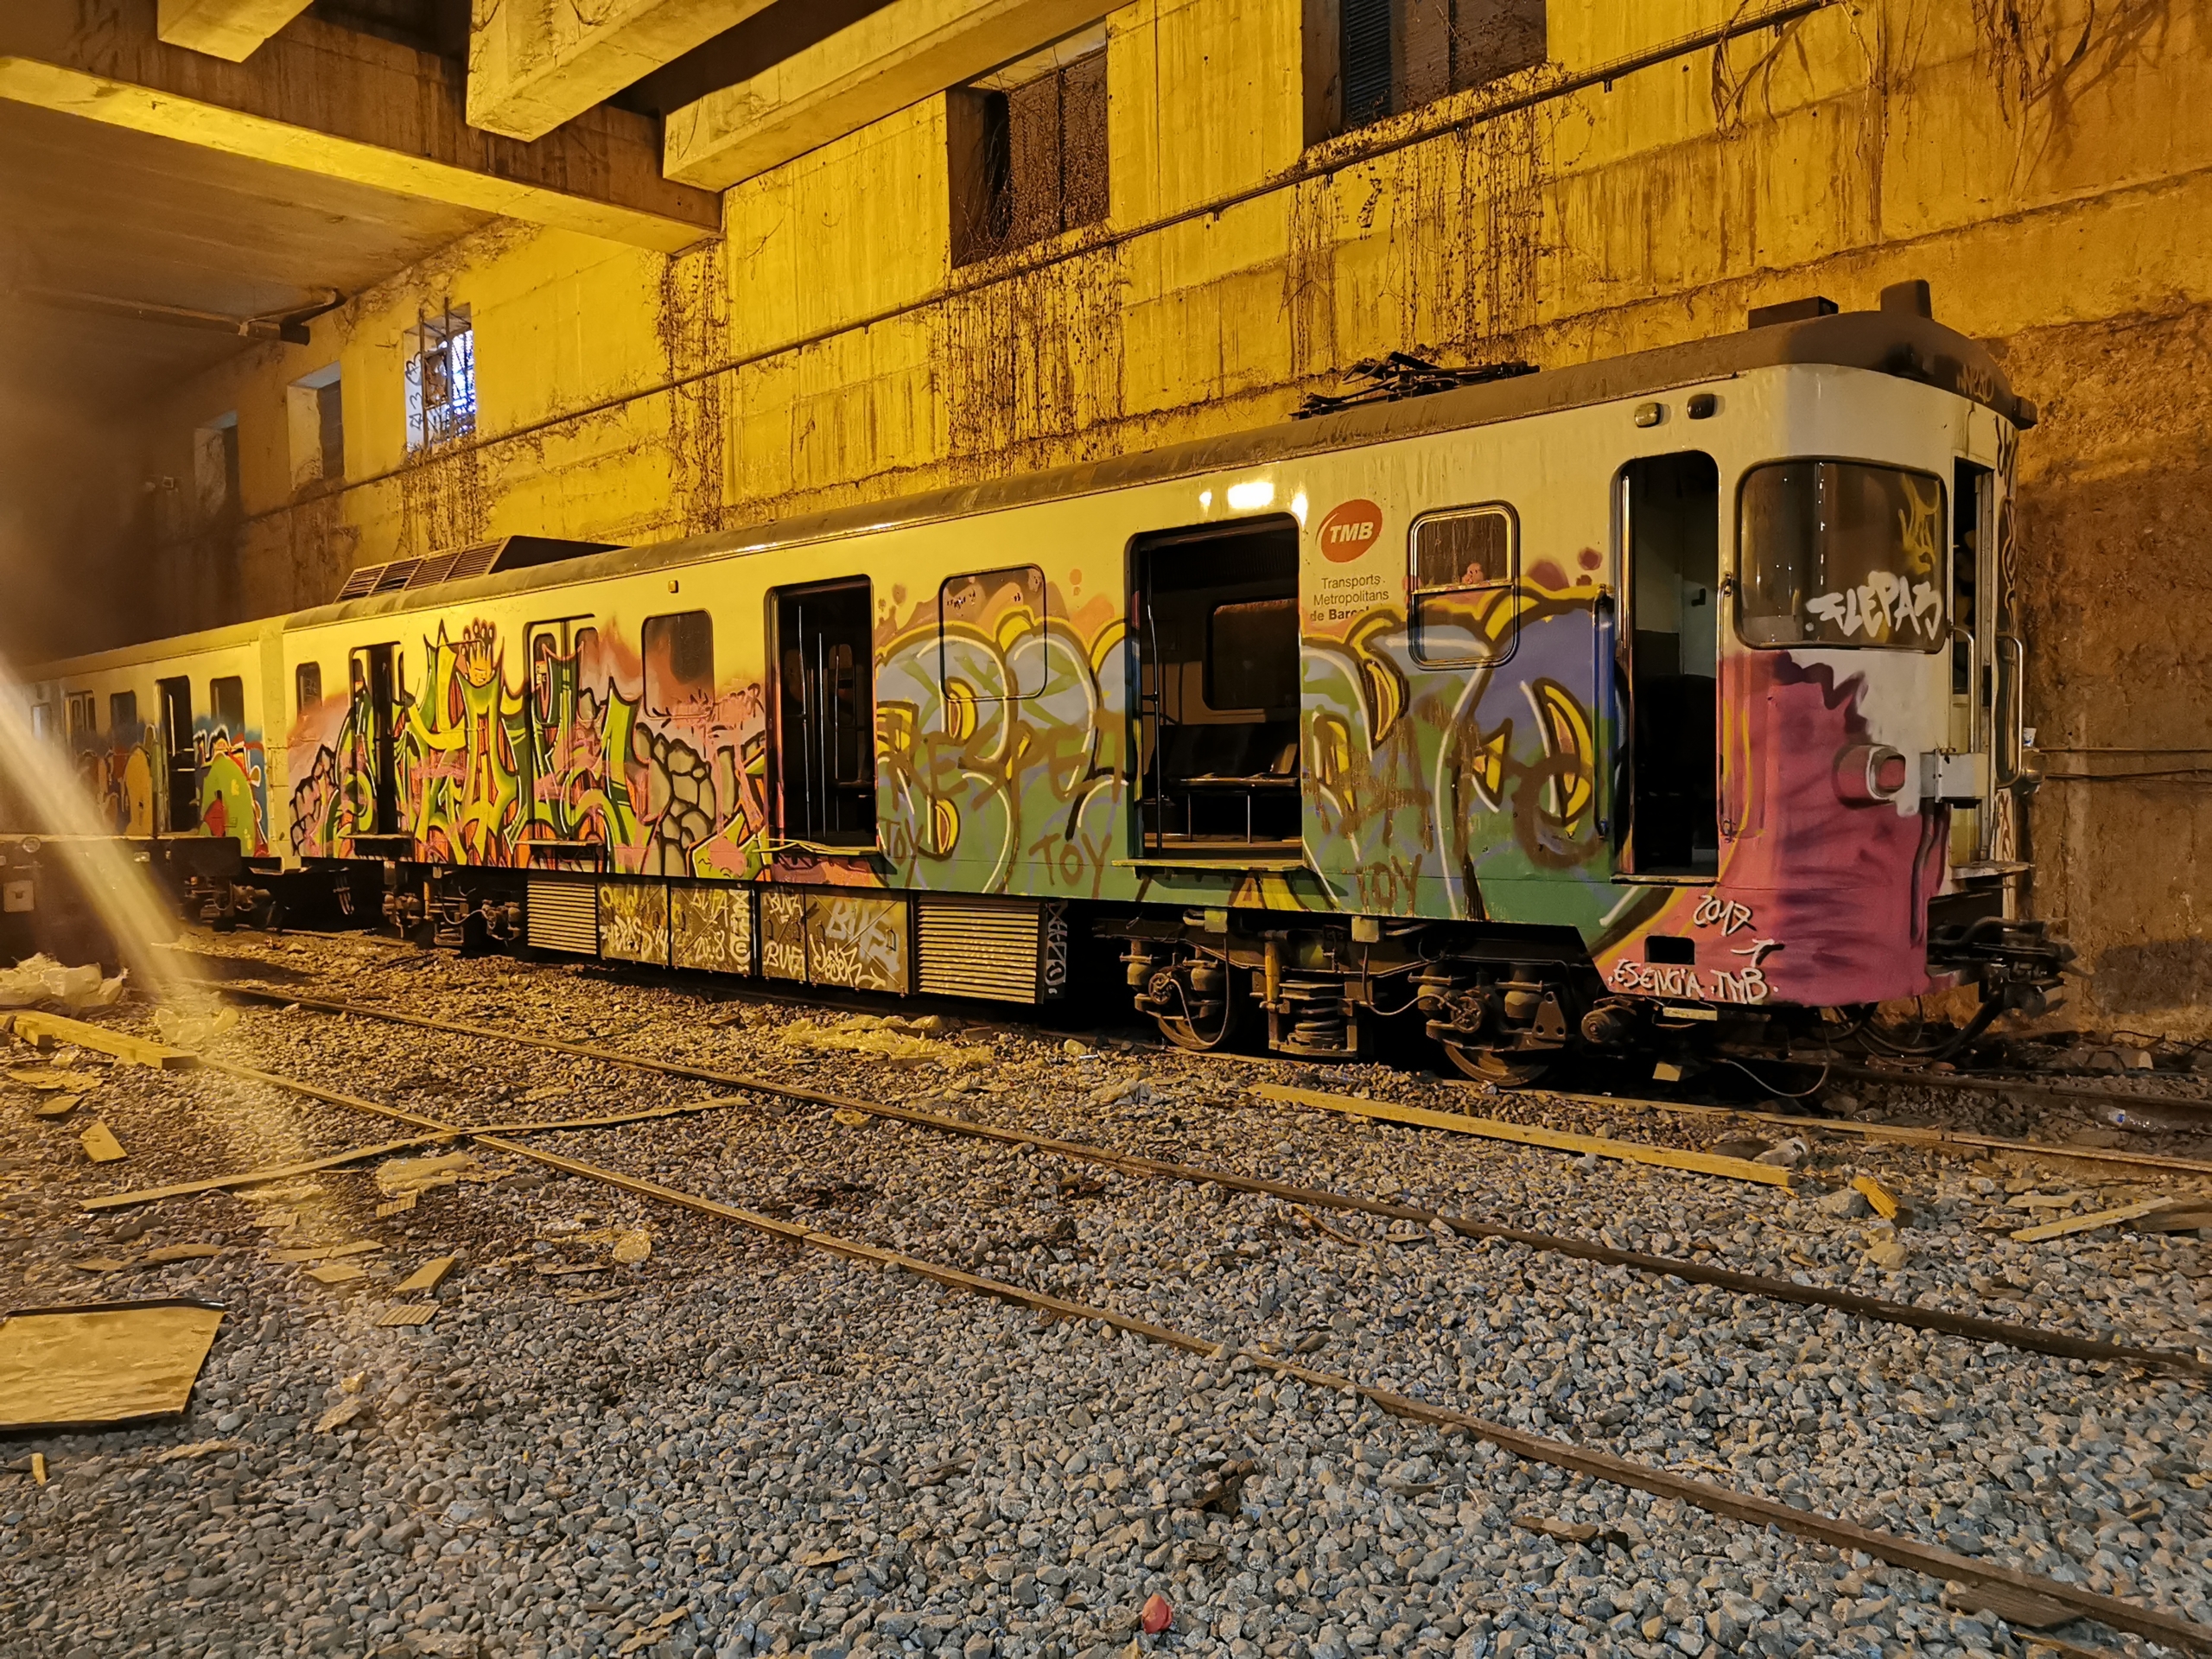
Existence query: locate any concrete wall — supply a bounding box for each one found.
[119,0,2212,1027]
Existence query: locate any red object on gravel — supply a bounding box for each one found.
[1141,1593,1173,1634]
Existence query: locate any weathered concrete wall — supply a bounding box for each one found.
[122,0,2212,1027]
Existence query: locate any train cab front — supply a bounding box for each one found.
[1589,374,2070,1058]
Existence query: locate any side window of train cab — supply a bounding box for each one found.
[1409,505,1519,665]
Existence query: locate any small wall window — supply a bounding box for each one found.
[404,305,476,452]
[642,612,715,715]
[938,566,1049,700]
[296,663,323,715]
[66,692,96,748]
[1309,0,1546,139]
[287,364,345,489]
[194,411,241,525]
[1409,504,1519,665]
[210,676,246,734]
[109,691,137,735]
[950,30,1109,266]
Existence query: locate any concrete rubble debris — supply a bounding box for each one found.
[0,957,125,1012]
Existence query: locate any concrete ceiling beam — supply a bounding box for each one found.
[156,0,315,61]
[467,0,779,143]
[663,0,1115,191]
[0,0,722,254]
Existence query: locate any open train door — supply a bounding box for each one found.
[155,676,197,834]
[346,644,401,840]
[1616,453,1721,879]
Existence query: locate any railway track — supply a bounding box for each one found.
[39,957,2212,1653]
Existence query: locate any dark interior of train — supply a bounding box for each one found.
[1132,518,1303,857]
[1625,451,1720,875]
[776,578,877,846]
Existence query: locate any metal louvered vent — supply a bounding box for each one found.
[335,566,381,599]
[448,541,501,580]
[1340,0,1394,127]
[917,895,1045,1002]
[372,558,422,594]
[525,878,599,955]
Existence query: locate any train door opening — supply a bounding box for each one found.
[348,645,401,837]
[1621,453,1719,877]
[156,676,197,832]
[774,579,876,846]
[1132,517,1303,857]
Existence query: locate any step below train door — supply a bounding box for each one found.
[1618,452,1721,880]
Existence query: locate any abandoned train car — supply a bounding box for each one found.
[20,289,2069,1077]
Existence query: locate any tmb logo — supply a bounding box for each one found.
[1317,499,1383,563]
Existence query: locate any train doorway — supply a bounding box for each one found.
[1621,452,1720,877]
[1131,516,1303,859]
[156,676,197,833]
[774,578,876,847]
[348,644,401,837]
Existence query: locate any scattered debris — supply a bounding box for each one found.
[304,1262,367,1287]
[0,1300,224,1430]
[374,1152,480,1198]
[1866,1237,1910,1271]
[15,1010,186,1070]
[2012,1196,2184,1243]
[8,1066,93,1091]
[152,1439,236,1464]
[70,1256,125,1274]
[394,1255,455,1294]
[1755,1137,1808,1169]
[137,1245,222,1266]
[1140,1592,1174,1633]
[610,1229,652,1265]
[617,1606,692,1655]
[830,1108,874,1128]
[1851,1175,1903,1220]
[0,957,126,1014]
[778,1016,990,1071]
[375,1305,438,1328]
[28,1093,81,1118]
[270,1242,381,1264]
[315,1396,366,1433]
[374,1195,417,1217]
[30,1452,47,1486]
[149,1006,239,1051]
[1514,1512,1600,1544]
[79,1121,127,1164]
[1194,1458,1257,1513]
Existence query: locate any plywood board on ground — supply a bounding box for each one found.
[0,1300,223,1429]
[8,1012,194,1069]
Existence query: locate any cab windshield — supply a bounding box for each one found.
[1737,461,1947,651]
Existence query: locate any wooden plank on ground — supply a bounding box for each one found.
[394,1255,454,1294]
[1252,1083,1794,1187]
[1851,1176,1902,1220]
[79,1122,127,1164]
[2011,1197,2181,1243]
[9,1012,194,1070]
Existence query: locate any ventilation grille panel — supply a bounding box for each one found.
[917,896,1043,1002]
[526,878,599,955]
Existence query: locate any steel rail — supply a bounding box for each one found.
[156,1046,2212,1655]
[204,984,2210,1375]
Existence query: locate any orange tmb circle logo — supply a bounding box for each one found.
[1317,499,1383,563]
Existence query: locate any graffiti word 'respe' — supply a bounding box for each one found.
[1318,500,1384,564]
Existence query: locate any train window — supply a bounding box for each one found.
[938,566,1049,700]
[1738,461,1947,651]
[210,677,245,734]
[108,691,137,735]
[66,692,96,748]
[1409,505,1518,666]
[296,663,322,716]
[1208,598,1299,710]
[642,612,715,715]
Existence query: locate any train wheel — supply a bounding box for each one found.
[1438,1039,1553,1086]
[1152,965,1243,1052]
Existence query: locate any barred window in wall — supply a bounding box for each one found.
[949,30,1109,267]
[1318,0,1546,137]
[404,306,476,452]
[1409,505,1519,665]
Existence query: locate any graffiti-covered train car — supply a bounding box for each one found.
[22,289,2070,1077]
[24,619,285,858]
